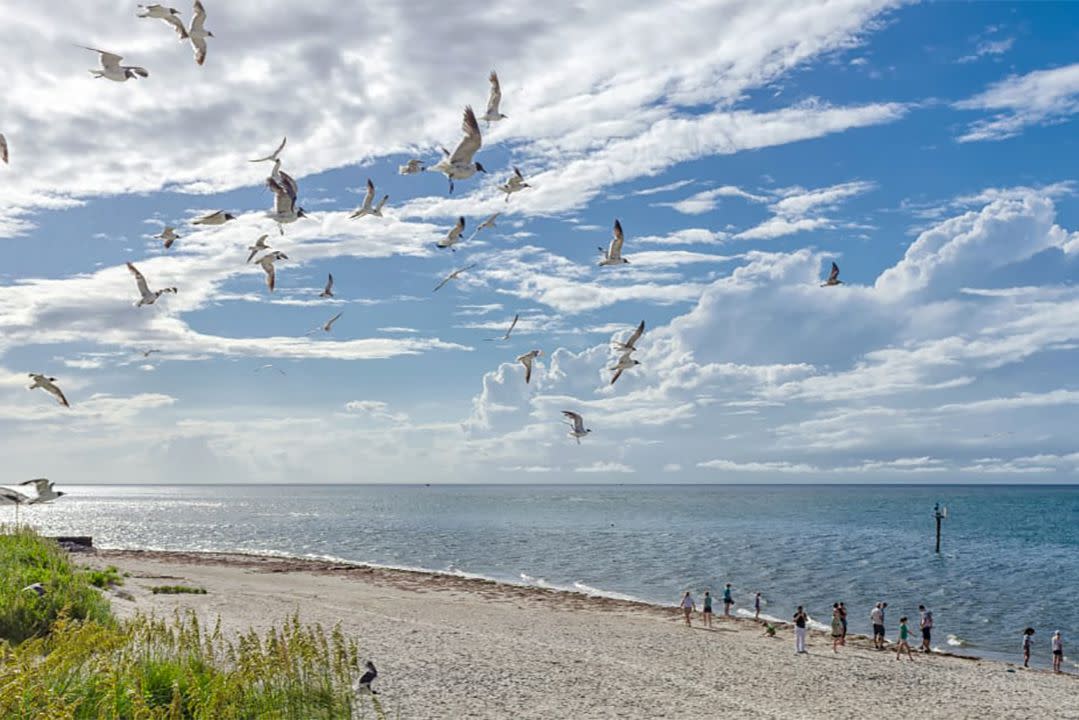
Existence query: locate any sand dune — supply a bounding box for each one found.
[90,550,1076,720]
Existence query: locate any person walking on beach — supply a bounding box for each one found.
[918,605,933,653]
[1052,630,1064,674]
[831,604,844,653]
[723,583,734,617]
[793,606,808,654]
[870,602,885,650]
[896,616,915,661]
[680,591,696,627]
[838,601,848,646]
[754,591,762,621]
[702,590,713,628]
[1022,628,1035,668]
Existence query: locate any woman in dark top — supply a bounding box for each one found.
[793,606,808,654]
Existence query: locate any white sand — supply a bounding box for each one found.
[90,550,1077,719]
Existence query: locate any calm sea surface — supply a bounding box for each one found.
[16,484,1078,669]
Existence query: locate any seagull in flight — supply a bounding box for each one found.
[482,70,508,125]
[319,273,334,298]
[433,263,477,292]
[267,170,308,233]
[398,158,425,175]
[255,364,286,376]
[350,179,388,219]
[141,348,161,358]
[250,136,286,163]
[127,262,177,307]
[598,219,630,266]
[562,411,592,445]
[517,349,542,384]
[28,374,69,408]
[613,321,645,353]
[468,212,500,242]
[1,489,30,524]
[156,226,180,249]
[257,251,287,293]
[247,234,271,263]
[437,217,466,252]
[821,261,843,287]
[306,311,343,336]
[80,46,149,82]
[137,4,187,38]
[498,167,530,202]
[485,313,519,342]
[18,478,65,504]
[609,351,641,385]
[0,134,8,164]
[428,106,486,194]
[187,0,214,66]
[193,210,236,226]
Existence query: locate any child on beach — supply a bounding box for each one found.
[702,590,713,628]
[723,583,733,617]
[793,606,808,654]
[831,605,844,653]
[754,592,761,621]
[896,616,915,661]
[680,591,695,627]
[1023,628,1035,668]
[838,602,847,646]
[1052,631,1063,674]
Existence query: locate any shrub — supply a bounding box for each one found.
[150,585,207,595]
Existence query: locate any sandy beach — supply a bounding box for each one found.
[79,549,1076,720]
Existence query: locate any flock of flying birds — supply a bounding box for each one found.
[0,2,848,450]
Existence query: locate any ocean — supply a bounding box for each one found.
[15,483,1077,669]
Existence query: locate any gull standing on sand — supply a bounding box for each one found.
[609,350,640,385]
[250,137,286,163]
[247,234,271,263]
[483,71,508,125]
[598,220,630,266]
[127,262,177,307]
[156,226,180,249]
[428,106,486,194]
[306,311,343,336]
[432,263,476,292]
[80,47,149,82]
[0,134,8,164]
[28,374,69,408]
[398,158,425,175]
[562,411,591,444]
[498,167,530,202]
[486,313,519,342]
[821,261,843,287]
[137,4,187,38]
[350,179,388,219]
[355,661,379,695]
[613,321,645,353]
[517,349,542,384]
[319,273,334,298]
[257,251,288,293]
[193,210,236,226]
[437,217,466,252]
[187,1,214,66]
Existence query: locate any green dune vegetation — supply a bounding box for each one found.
[0,527,384,719]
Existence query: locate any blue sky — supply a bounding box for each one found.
[3,0,1079,483]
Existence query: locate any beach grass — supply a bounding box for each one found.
[0,528,382,719]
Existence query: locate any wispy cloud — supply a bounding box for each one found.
[955,63,1079,141]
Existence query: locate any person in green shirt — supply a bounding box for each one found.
[896,616,915,661]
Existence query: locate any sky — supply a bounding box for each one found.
[2,0,1079,484]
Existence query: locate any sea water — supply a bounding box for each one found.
[18,483,1078,669]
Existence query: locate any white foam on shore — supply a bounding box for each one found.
[946,634,967,647]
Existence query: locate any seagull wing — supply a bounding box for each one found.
[247,235,268,263]
[18,478,50,494]
[323,273,334,295]
[126,262,152,300]
[517,353,533,384]
[259,257,276,292]
[562,411,584,434]
[190,0,207,32]
[0,488,31,504]
[162,12,188,38]
[250,137,286,163]
[267,178,295,214]
[191,34,207,65]
[43,379,69,408]
[479,213,499,231]
[0,134,8,164]
[452,216,465,240]
[81,47,123,71]
[829,262,840,283]
[363,179,375,208]
[432,274,452,293]
[624,320,645,349]
[325,312,343,330]
[611,368,624,385]
[449,106,482,165]
[486,71,502,116]
[609,220,625,258]
[505,313,519,340]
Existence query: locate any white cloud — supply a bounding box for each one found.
[957,37,1014,64]
[657,186,769,215]
[575,462,635,473]
[955,63,1079,141]
[735,181,875,240]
